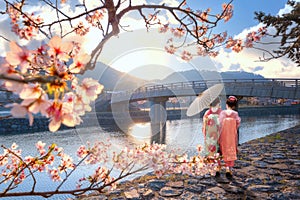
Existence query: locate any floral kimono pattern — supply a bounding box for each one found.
[202,108,221,157]
[219,110,241,162]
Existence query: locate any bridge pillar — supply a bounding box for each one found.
[148,97,168,144]
[148,97,168,123]
[151,122,166,144]
[220,95,227,110]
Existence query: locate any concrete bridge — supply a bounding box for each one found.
[95,78,300,137]
[99,78,300,104]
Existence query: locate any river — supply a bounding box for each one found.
[1,114,300,199]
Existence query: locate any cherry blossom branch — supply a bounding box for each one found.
[1,142,193,198]
[87,1,233,70]
[0,140,219,199]
[3,0,48,38]
[55,153,89,191]
[0,164,150,198]
[0,35,10,42]
[0,145,37,194]
[85,30,116,71]
[0,74,63,85]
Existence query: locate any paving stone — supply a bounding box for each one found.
[159,186,183,197]
[247,184,279,192]
[124,189,140,200]
[111,197,126,200]
[249,156,263,161]
[198,178,218,186]
[165,181,184,188]
[207,186,226,195]
[272,153,287,159]
[290,159,300,165]
[147,180,166,191]
[269,163,289,170]
[222,184,244,194]
[185,178,198,185]
[198,190,220,199]
[185,184,206,193]
[253,160,268,168]
[141,189,154,199]
[263,159,278,164]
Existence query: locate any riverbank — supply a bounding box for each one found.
[77,124,300,200]
[1,105,299,134]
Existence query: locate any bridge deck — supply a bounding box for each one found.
[98,78,300,103]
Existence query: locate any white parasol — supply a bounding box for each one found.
[186,83,224,117]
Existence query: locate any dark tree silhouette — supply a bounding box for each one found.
[254,0,300,66]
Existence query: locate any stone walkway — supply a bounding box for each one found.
[78,125,300,200]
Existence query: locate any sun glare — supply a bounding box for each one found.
[128,122,152,144]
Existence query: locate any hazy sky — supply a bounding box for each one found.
[103,0,300,80]
[0,0,299,80]
[187,0,288,36]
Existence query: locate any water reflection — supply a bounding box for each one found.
[123,115,300,155]
[127,123,152,144]
[151,122,166,144]
[127,122,167,145]
[1,115,300,200]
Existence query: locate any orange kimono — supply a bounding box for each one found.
[219,110,241,166]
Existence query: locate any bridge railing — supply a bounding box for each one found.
[99,78,300,102]
[222,78,299,88]
[141,79,224,92]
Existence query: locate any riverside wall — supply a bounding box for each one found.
[1,105,300,134]
[0,117,73,135]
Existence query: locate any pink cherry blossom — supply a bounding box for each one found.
[222,3,233,22]
[48,168,62,182]
[86,10,105,27]
[171,28,185,37]
[208,51,218,57]
[11,143,18,150]
[36,141,46,155]
[3,73,24,94]
[19,83,43,99]
[158,24,169,33]
[181,50,193,61]
[46,101,77,132]
[58,153,74,172]
[7,3,22,23]
[63,92,89,116]
[75,22,90,36]
[199,9,210,22]
[8,4,43,41]
[165,44,176,54]
[6,41,31,73]
[225,37,237,49]
[8,103,34,125]
[76,78,104,103]
[69,53,91,73]
[77,145,89,158]
[197,46,208,56]
[0,59,14,75]
[206,39,214,48]
[22,93,51,116]
[47,36,73,62]
[75,96,92,115]
[232,39,243,53]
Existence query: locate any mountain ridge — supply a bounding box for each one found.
[158,69,265,84]
[87,64,265,90]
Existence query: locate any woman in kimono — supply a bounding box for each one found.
[202,98,222,175]
[219,96,241,179]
